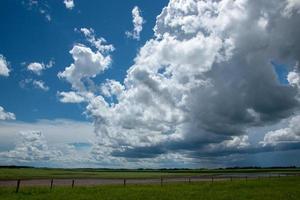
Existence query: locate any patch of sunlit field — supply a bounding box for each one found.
[0,177,300,200]
[0,167,299,180]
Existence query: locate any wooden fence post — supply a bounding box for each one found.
[72,180,75,188]
[189,177,191,184]
[246,176,248,181]
[50,179,54,190]
[211,177,214,183]
[124,179,126,186]
[16,179,21,193]
[160,177,163,186]
[230,176,232,182]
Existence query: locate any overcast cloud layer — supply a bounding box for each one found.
[2,0,300,168]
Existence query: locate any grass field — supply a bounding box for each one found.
[0,167,299,180]
[0,177,299,200]
[0,168,197,179]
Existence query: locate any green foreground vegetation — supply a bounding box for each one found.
[0,177,300,200]
[0,167,299,180]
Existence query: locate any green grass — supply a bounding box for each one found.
[0,168,199,179]
[0,168,299,180]
[0,177,300,200]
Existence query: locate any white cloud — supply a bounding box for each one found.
[101,80,124,98]
[1,131,59,162]
[27,60,54,75]
[200,135,250,156]
[0,106,16,121]
[79,28,115,53]
[261,115,300,146]
[27,63,44,75]
[288,71,300,87]
[20,78,49,92]
[126,6,144,40]
[58,91,85,103]
[283,0,300,17]
[0,119,97,167]
[288,62,300,89]
[64,0,74,10]
[32,80,49,91]
[0,54,10,77]
[58,30,113,91]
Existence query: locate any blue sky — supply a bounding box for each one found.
[1,0,300,168]
[0,0,168,122]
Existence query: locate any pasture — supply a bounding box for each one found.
[0,176,299,200]
[0,167,299,179]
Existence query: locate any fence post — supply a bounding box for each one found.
[16,179,21,193]
[124,179,126,186]
[246,176,248,181]
[72,180,75,188]
[160,176,163,186]
[189,177,191,184]
[230,176,232,182]
[211,177,214,183]
[50,179,54,190]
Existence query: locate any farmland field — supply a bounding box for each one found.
[0,167,299,180]
[0,176,300,200]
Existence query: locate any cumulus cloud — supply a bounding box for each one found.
[58,0,300,166]
[58,45,112,91]
[64,0,74,10]
[0,106,16,121]
[27,60,54,75]
[58,91,85,103]
[101,80,124,98]
[58,29,114,91]
[261,115,300,147]
[0,54,10,77]
[126,6,144,40]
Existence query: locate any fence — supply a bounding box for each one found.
[4,173,299,193]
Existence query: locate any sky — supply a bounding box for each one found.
[0,0,300,168]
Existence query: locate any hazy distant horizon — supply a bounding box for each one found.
[1,0,300,168]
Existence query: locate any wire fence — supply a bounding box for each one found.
[0,173,299,193]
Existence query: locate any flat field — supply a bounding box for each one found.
[0,167,299,179]
[0,177,299,200]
